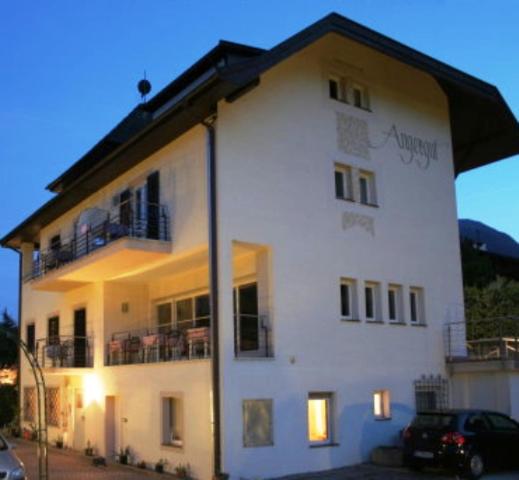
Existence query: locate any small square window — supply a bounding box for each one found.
[334,164,353,200]
[358,170,376,206]
[340,278,357,320]
[162,396,183,447]
[350,83,369,109]
[365,282,381,322]
[387,285,403,323]
[243,399,273,447]
[373,390,391,420]
[409,287,425,325]
[308,392,334,445]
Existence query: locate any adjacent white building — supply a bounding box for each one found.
[3,13,519,480]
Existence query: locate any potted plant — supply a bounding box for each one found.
[175,463,190,479]
[155,458,167,473]
[84,440,95,456]
[29,424,38,441]
[137,460,147,469]
[55,434,64,449]
[118,446,131,465]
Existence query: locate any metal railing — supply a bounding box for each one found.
[445,316,519,362]
[105,324,210,366]
[234,314,273,358]
[36,335,93,368]
[27,201,170,281]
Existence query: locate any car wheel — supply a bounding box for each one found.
[463,452,485,479]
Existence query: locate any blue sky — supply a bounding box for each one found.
[1,0,518,318]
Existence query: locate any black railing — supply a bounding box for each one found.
[105,324,210,366]
[27,201,170,281]
[234,314,273,358]
[445,316,519,362]
[36,335,93,368]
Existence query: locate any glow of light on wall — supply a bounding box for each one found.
[308,398,328,442]
[83,374,103,407]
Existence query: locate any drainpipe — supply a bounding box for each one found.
[7,246,23,435]
[202,115,222,478]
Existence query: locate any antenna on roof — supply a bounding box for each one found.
[137,71,152,103]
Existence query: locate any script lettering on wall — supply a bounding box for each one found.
[342,211,375,236]
[336,112,371,160]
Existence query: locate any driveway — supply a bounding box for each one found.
[13,440,172,479]
[12,440,519,480]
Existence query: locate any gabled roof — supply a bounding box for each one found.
[2,12,519,248]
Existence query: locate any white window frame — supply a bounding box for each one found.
[340,278,357,320]
[307,392,334,446]
[335,163,353,201]
[358,169,377,206]
[409,287,425,325]
[373,390,391,420]
[160,393,184,448]
[364,282,381,322]
[387,284,403,324]
[349,81,370,110]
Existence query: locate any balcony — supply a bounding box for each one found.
[28,202,171,291]
[36,335,93,370]
[445,317,519,372]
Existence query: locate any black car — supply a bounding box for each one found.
[403,409,519,479]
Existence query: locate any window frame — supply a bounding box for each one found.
[160,393,184,449]
[387,284,403,324]
[307,392,334,447]
[364,282,381,322]
[358,169,377,206]
[409,287,425,325]
[373,390,391,420]
[334,164,353,201]
[340,278,357,321]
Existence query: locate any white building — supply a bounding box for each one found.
[2,13,519,480]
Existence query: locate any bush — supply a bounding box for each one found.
[0,385,17,428]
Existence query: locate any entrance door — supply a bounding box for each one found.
[234,283,259,353]
[105,396,117,459]
[73,389,85,450]
[74,308,87,367]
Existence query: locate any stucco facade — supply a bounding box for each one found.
[5,14,518,480]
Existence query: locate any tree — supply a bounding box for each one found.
[0,309,18,367]
[465,277,519,321]
[0,385,17,428]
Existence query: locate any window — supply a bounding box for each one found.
[328,75,369,110]
[50,234,61,251]
[358,170,376,206]
[364,282,381,322]
[340,278,357,320]
[351,83,369,109]
[334,164,353,200]
[414,375,448,412]
[26,323,35,354]
[47,316,59,345]
[387,285,403,323]
[328,77,340,101]
[373,390,391,420]
[162,396,183,447]
[24,387,36,422]
[410,287,425,325]
[308,392,333,445]
[485,413,519,432]
[243,399,273,447]
[46,387,60,427]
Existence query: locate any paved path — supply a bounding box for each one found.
[12,439,519,480]
[13,440,173,479]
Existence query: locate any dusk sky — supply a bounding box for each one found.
[1,0,518,319]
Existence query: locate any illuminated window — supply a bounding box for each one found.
[373,390,391,420]
[308,393,333,445]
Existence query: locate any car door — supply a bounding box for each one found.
[484,412,519,469]
[464,414,495,467]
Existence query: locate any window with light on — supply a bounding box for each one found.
[308,394,332,444]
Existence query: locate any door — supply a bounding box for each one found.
[74,308,87,367]
[234,283,259,353]
[484,412,519,468]
[146,171,160,239]
[105,396,117,459]
[73,389,85,450]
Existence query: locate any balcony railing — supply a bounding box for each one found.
[105,325,210,366]
[27,201,170,281]
[445,316,519,362]
[36,335,93,368]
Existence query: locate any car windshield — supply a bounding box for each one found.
[411,413,456,429]
[0,435,8,451]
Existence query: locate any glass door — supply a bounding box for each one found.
[234,283,259,353]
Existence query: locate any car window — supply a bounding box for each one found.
[465,414,488,433]
[485,413,519,432]
[411,414,456,429]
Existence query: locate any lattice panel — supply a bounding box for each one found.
[46,387,60,427]
[414,374,449,412]
[23,387,36,422]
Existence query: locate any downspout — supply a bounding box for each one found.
[7,246,23,435]
[202,115,222,478]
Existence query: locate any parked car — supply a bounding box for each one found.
[403,409,519,479]
[0,433,26,480]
